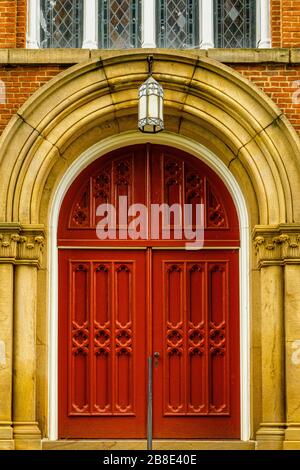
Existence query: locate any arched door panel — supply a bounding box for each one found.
[58,144,239,247]
[58,144,240,439]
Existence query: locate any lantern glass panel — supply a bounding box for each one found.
[149,94,158,118]
[139,94,147,120]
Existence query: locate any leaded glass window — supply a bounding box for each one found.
[214,0,256,48]
[156,0,199,49]
[40,0,83,48]
[98,0,141,48]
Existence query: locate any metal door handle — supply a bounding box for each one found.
[153,352,160,367]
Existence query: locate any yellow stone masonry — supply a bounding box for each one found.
[0,51,300,449]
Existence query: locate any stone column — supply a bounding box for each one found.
[280,233,300,450]
[0,227,19,450]
[254,231,285,450]
[13,232,44,450]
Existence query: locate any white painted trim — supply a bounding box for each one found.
[257,0,271,48]
[256,0,261,47]
[200,0,214,49]
[48,131,250,441]
[26,0,40,48]
[82,0,98,49]
[142,0,156,48]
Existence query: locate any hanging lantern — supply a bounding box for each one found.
[138,57,164,133]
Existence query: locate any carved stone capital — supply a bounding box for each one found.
[0,233,20,260]
[17,232,45,267]
[253,225,300,267]
[278,233,300,260]
[0,224,45,267]
[253,234,282,265]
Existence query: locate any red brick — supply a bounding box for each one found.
[231,64,300,135]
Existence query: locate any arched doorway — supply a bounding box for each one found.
[1,49,299,449]
[57,144,240,439]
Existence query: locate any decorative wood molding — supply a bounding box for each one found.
[253,225,300,266]
[0,225,45,266]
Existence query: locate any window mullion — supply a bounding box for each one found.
[82,0,98,48]
[27,0,40,48]
[200,0,214,48]
[258,0,271,48]
[142,0,156,47]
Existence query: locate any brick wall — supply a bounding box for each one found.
[16,0,27,48]
[0,65,67,133]
[0,0,26,49]
[282,0,300,47]
[271,0,282,47]
[232,64,300,134]
[1,63,300,137]
[0,1,17,48]
[271,0,300,48]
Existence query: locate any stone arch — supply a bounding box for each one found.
[1,50,300,450]
[0,50,299,226]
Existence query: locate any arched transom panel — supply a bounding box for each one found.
[58,144,239,247]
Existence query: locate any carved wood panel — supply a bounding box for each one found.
[68,260,136,416]
[58,144,239,247]
[59,250,146,438]
[161,260,229,416]
[152,250,240,439]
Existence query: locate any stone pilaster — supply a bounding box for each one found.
[254,229,285,449]
[12,226,45,450]
[253,229,285,449]
[0,225,20,450]
[13,264,41,450]
[278,232,300,450]
[254,225,300,450]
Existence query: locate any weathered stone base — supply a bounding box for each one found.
[285,425,300,441]
[0,423,13,439]
[283,425,300,449]
[256,424,285,450]
[3,438,300,450]
[284,441,300,450]
[0,440,14,450]
[42,440,256,450]
[0,423,14,449]
[13,422,42,450]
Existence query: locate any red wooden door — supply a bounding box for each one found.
[58,250,147,438]
[58,144,241,439]
[152,250,240,438]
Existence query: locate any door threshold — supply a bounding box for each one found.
[42,439,255,450]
